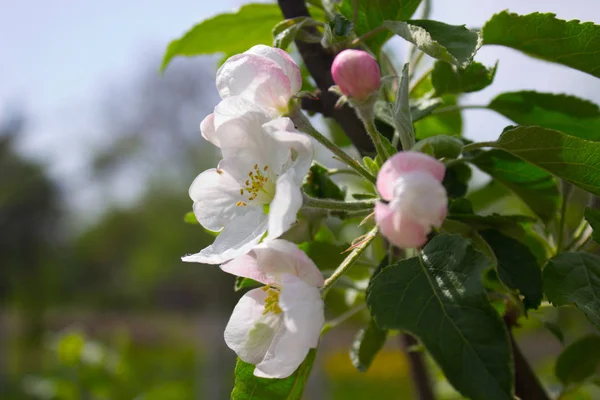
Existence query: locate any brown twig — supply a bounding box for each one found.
[400,334,436,400]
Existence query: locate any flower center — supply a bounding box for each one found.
[262,287,282,315]
[236,164,276,207]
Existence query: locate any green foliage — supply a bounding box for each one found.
[231,350,316,400]
[489,126,600,195]
[302,162,345,200]
[161,4,284,70]
[466,149,560,222]
[383,19,482,67]
[584,208,600,243]
[235,277,261,292]
[389,63,414,149]
[273,17,322,50]
[183,211,198,225]
[556,335,600,386]
[338,0,422,53]
[414,95,462,138]
[413,135,463,159]
[479,229,543,310]
[367,234,513,400]
[442,162,471,198]
[489,91,600,141]
[544,253,600,330]
[482,11,600,78]
[432,61,497,96]
[350,320,388,372]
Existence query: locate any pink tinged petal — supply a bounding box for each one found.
[375,202,428,248]
[331,49,380,101]
[246,45,302,95]
[200,113,219,147]
[254,276,324,378]
[224,288,284,365]
[181,209,268,264]
[216,53,291,111]
[377,151,446,201]
[266,170,303,241]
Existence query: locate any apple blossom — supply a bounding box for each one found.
[375,151,448,248]
[182,112,312,264]
[201,45,302,147]
[331,49,381,102]
[221,239,325,378]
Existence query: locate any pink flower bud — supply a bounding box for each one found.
[331,49,381,101]
[375,152,448,248]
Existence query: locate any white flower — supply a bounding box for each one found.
[182,113,312,264]
[202,45,302,147]
[221,239,325,378]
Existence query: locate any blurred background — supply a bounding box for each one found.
[1,1,600,399]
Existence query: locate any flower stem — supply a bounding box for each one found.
[287,105,377,184]
[356,106,390,163]
[350,26,387,47]
[321,304,367,334]
[303,194,376,211]
[322,226,379,297]
[462,141,497,152]
[328,168,359,176]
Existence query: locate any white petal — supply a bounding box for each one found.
[246,45,302,95]
[200,113,219,147]
[189,168,243,232]
[224,288,284,365]
[254,276,324,378]
[221,239,324,287]
[262,118,313,186]
[216,53,291,111]
[182,209,268,264]
[266,169,303,240]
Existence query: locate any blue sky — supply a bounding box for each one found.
[1,0,599,219]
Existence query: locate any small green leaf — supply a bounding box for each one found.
[298,240,346,272]
[363,156,379,175]
[350,319,388,372]
[482,11,600,78]
[585,208,600,243]
[544,253,600,330]
[414,95,462,138]
[413,135,463,159]
[302,162,345,200]
[367,234,514,400]
[556,335,600,385]
[273,17,321,50]
[443,162,471,199]
[489,91,600,141]
[480,229,543,310]
[231,349,317,400]
[338,0,422,54]
[490,126,600,196]
[184,211,199,225]
[467,149,560,222]
[432,61,497,96]
[390,63,414,150]
[544,321,565,345]
[234,277,261,292]
[383,19,482,67]
[162,4,285,70]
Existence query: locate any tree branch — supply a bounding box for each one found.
[400,334,436,400]
[277,0,375,154]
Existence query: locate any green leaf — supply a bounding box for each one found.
[479,229,543,310]
[338,0,422,54]
[544,252,600,330]
[350,319,388,372]
[184,211,199,225]
[467,149,560,222]
[362,156,379,175]
[432,61,497,96]
[273,17,320,50]
[390,63,414,149]
[234,277,261,292]
[556,335,600,385]
[231,349,317,400]
[161,4,284,71]
[544,321,565,345]
[413,135,463,159]
[490,126,600,196]
[414,95,462,138]
[298,240,346,272]
[383,20,482,67]
[482,11,600,78]
[489,91,600,141]
[443,162,471,199]
[367,234,513,400]
[584,208,600,243]
[302,162,345,200]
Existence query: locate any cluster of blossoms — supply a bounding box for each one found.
[183,45,448,378]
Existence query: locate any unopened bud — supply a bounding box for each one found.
[331,49,381,102]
